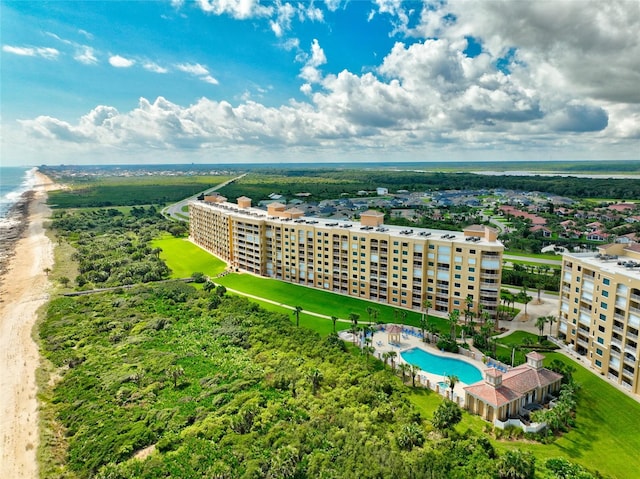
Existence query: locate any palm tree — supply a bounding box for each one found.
[422,299,432,341]
[448,310,460,341]
[398,363,411,383]
[535,316,548,341]
[464,295,473,325]
[410,364,421,387]
[293,306,303,327]
[166,366,185,388]
[517,287,532,318]
[370,308,379,324]
[446,374,459,399]
[363,345,375,365]
[426,322,439,343]
[388,351,398,369]
[348,313,360,344]
[419,316,428,343]
[307,367,323,395]
[331,316,338,333]
[547,315,557,337]
[366,306,376,323]
[382,351,391,368]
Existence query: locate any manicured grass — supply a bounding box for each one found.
[520,353,640,478]
[215,272,444,330]
[505,251,562,261]
[151,235,227,278]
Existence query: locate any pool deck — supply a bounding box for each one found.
[369,325,488,400]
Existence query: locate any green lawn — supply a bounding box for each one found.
[151,235,227,278]
[216,272,446,330]
[524,353,640,478]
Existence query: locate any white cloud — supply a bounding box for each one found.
[109,55,135,67]
[299,39,327,84]
[143,61,169,74]
[176,62,209,76]
[192,0,325,37]
[202,75,220,85]
[78,29,94,40]
[2,45,59,59]
[196,0,273,19]
[176,62,218,84]
[74,46,98,65]
[11,0,639,164]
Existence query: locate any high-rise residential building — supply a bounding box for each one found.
[558,242,640,394]
[189,194,504,318]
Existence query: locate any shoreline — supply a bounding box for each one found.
[0,171,59,479]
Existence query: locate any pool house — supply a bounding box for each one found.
[463,352,562,430]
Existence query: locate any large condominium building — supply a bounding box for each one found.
[558,242,640,395]
[189,194,503,318]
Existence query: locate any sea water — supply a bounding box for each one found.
[0,167,37,220]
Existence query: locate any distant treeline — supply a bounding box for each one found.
[220,170,640,201]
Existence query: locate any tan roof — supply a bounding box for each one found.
[464,383,521,408]
[285,207,305,214]
[465,362,562,407]
[361,210,385,217]
[626,243,640,253]
[500,365,562,395]
[387,324,403,334]
[237,196,251,201]
[465,224,485,232]
[526,351,545,362]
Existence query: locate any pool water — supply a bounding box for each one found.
[401,347,483,384]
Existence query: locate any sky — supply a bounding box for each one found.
[1,0,639,166]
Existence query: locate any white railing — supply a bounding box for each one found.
[494,418,546,433]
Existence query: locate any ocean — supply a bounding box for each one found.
[0,166,37,221]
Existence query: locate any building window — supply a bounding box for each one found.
[599,314,606,321]
[603,278,610,286]
[597,337,604,344]
[596,348,603,356]
[595,359,602,367]
[600,302,608,310]
[602,290,609,298]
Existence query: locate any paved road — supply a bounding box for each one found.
[162,173,247,221]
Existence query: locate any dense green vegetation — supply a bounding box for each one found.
[217,169,640,202]
[50,207,185,288]
[45,175,233,208]
[41,281,615,479]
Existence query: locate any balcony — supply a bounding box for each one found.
[611,338,622,348]
[576,338,590,349]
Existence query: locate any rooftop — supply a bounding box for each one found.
[565,244,640,281]
[191,198,503,247]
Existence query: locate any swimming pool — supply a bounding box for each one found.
[401,347,483,384]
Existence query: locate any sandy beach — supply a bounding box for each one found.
[0,171,57,479]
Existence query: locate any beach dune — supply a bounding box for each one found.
[0,171,57,479]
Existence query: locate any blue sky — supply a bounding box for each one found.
[1,0,639,166]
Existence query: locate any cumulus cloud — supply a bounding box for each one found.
[196,0,273,19]
[192,0,325,37]
[2,45,59,59]
[299,39,327,84]
[109,55,135,67]
[12,0,639,163]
